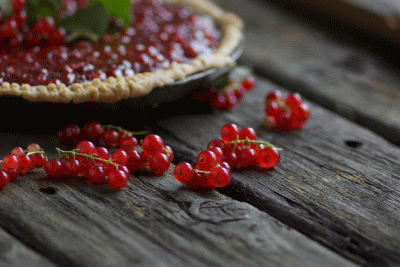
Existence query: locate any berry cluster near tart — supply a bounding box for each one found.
[0,0,243,103]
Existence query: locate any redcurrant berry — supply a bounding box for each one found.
[256,147,280,169]
[174,162,194,183]
[142,134,164,156]
[220,123,239,143]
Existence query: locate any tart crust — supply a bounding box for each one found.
[0,0,243,103]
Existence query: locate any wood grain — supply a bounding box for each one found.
[270,0,400,43]
[214,0,400,145]
[0,227,56,267]
[155,76,400,266]
[0,130,355,267]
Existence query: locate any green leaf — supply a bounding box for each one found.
[0,0,12,15]
[25,0,61,24]
[92,0,131,28]
[61,2,109,42]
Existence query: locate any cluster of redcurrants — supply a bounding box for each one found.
[173,123,280,191]
[0,0,66,46]
[0,121,173,190]
[0,143,46,189]
[191,72,255,110]
[56,121,173,176]
[263,91,310,131]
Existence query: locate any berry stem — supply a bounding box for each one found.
[194,169,210,175]
[103,124,148,136]
[55,148,120,169]
[25,150,48,161]
[225,137,282,150]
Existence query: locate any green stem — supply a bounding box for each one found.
[225,137,282,150]
[26,150,48,161]
[103,124,148,136]
[194,169,210,175]
[56,148,120,169]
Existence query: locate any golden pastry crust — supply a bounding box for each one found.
[0,0,243,103]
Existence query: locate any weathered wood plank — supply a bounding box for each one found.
[154,76,400,266]
[0,227,57,267]
[0,132,356,267]
[268,0,400,43]
[214,0,400,145]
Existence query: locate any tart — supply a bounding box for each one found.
[0,0,243,103]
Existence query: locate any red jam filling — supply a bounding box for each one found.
[0,0,221,86]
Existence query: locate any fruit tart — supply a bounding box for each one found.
[0,0,243,103]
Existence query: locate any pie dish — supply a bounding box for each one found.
[0,0,244,104]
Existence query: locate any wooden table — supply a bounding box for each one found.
[0,0,400,266]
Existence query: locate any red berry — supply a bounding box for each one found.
[56,127,68,144]
[207,138,224,149]
[5,169,18,182]
[119,135,138,151]
[101,129,119,147]
[87,165,106,184]
[11,147,25,156]
[162,145,174,162]
[44,159,63,178]
[33,16,55,34]
[222,93,237,110]
[196,150,217,171]
[11,0,26,13]
[17,154,32,174]
[92,147,110,164]
[285,93,302,108]
[142,134,164,156]
[265,91,282,104]
[275,113,292,131]
[118,165,130,177]
[149,153,170,175]
[75,140,95,154]
[27,143,41,152]
[208,166,231,187]
[238,148,256,168]
[208,146,223,163]
[209,93,226,110]
[222,151,238,169]
[111,150,128,166]
[125,149,143,172]
[174,162,194,183]
[2,155,19,172]
[30,153,46,169]
[185,172,215,191]
[265,102,281,118]
[78,158,96,177]
[63,158,81,177]
[219,161,231,173]
[83,121,103,143]
[0,170,9,189]
[256,147,280,169]
[234,86,245,100]
[242,76,255,91]
[108,169,129,189]
[59,123,81,146]
[290,103,310,129]
[220,123,239,143]
[238,127,257,141]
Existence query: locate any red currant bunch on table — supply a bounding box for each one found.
[191,65,255,110]
[0,143,48,190]
[0,121,173,191]
[56,121,173,176]
[263,91,310,131]
[173,123,281,191]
